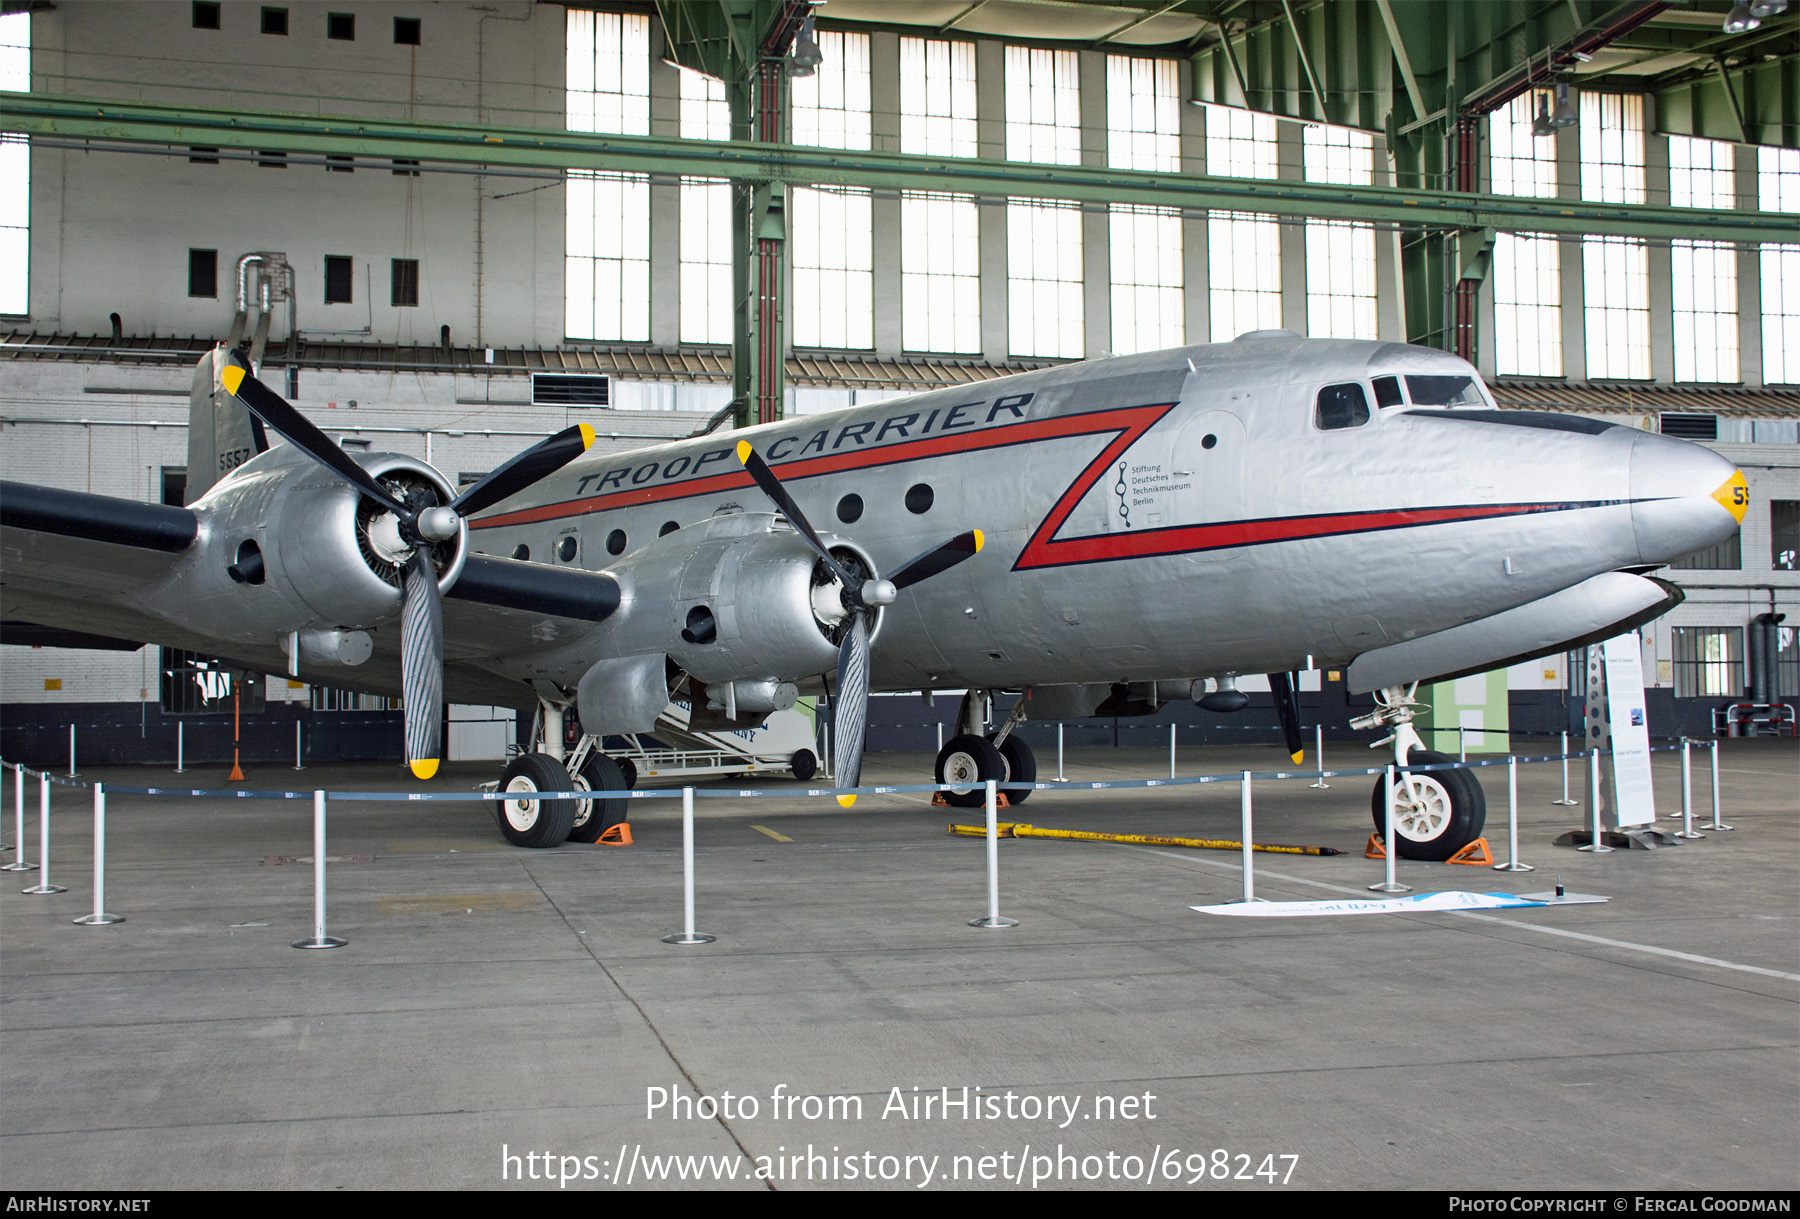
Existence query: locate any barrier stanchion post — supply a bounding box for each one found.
[23,771,66,894]
[1707,738,1732,831]
[1169,724,1176,779]
[1056,721,1065,782]
[175,721,184,774]
[3,763,35,872]
[1370,765,1409,892]
[969,779,1017,928]
[1579,750,1612,852]
[663,787,714,944]
[1552,731,1578,805]
[1674,738,1704,840]
[1236,770,1258,903]
[935,721,942,752]
[1458,725,1467,763]
[1308,725,1329,789]
[293,791,346,949]
[0,760,11,851]
[74,781,123,925]
[68,724,75,777]
[1495,754,1533,872]
[295,721,304,771]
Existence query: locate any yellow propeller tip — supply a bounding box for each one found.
[578,423,596,450]
[736,440,753,463]
[837,794,857,808]
[1291,751,1305,765]
[410,759,439,780]
[219,366,244,395]
[972,528,984,552]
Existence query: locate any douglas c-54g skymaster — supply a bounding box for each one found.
[0,330,1746,858]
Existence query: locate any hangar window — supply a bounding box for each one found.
[192,3,220,30]
[1204,107,1281,343]
[1302,125,1378,341]
[1672,627,1742,698]
[324,255,353,305]
[1314,383,1369,431]
[257,149,287,169]
[394,17,421,46]
[0,12,23,317]
[391,259,419,307]
[1773,502,1799,572]
[565,11,649,341]
[326,155,354,174]
[899,40,979,354]
[1669,534,1741,572]
[1107,57,1182,356]
[1490,96,1562,377]
[1758,147,1799,386]
[327,12,354,41]
[260,7,287,36]
[188,146,219,163]
[1581,95,1650,380]
[678,68,731,345]
[188,249,217,298]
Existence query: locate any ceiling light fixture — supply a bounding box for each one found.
[1550,79,1578,128]
[788,12,823,77]
[1723,2,1761,32]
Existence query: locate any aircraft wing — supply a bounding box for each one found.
[0,479,618,707]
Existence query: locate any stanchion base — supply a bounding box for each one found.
[292,936,348,949]
[1307,781,1330,790]
[1,861,38,872]
[968,916,1019,928]
[1493,861,1536,872]
[73,913,124,925]
[1707,822,1734,832]
[1555,829,1631,852]
[1672,830,1706,840]
[23,884,67,895]
[662,932,716,944]
[1366,882,1411,893]
[1550,799,1579,807]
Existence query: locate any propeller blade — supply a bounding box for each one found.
[400,551,444,780]
[736,441,856,586]
[218,357,410,517]
[1269,670,1304,764]
[886,529,984,592]
[451,423,597,517]
[831,612,870,808]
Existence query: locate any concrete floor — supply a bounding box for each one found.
[1,739,1795,1191]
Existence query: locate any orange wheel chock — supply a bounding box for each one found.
[1446,837,1494,865]
[597,822,633,846]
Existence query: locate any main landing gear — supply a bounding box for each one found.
[1350,684,1487,861]
[933,691,1036,808]
[493,699,634,848]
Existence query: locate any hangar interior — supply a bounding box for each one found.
[0,0,1796,767]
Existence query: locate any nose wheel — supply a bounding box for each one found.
[1370,749,1486,861]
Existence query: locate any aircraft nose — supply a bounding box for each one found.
[1628,431,1746,566]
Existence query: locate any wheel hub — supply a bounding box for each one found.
[504,775,542,831]
[1391,776,1452,841]
[943,751,981,789]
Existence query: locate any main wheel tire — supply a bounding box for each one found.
[617,757,638,789]
[935,734,1005,809]
[495,752,579,848]
[994,735,1036,807]
[790,749,818,781]
[1370,749,1486,862]
[566,754,629,844]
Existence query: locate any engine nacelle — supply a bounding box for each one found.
[593,512,877,686]
[165,445,466,649]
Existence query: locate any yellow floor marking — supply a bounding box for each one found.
[751,825,793,842]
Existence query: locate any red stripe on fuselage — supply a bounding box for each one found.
[470,403,1178,528]
[471,400,1596,573]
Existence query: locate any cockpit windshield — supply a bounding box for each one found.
[1405,374,1488,408]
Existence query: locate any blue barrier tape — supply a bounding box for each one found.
[2,743,1692,803]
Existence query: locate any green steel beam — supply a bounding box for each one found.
[4,93,1791,244]
[1655,54,1799,148]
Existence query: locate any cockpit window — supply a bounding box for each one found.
[1315,382,1371,431]
[1372,375,1405,408]
[1406,374,1485,407]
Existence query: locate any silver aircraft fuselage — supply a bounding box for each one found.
[468,333,1743,696]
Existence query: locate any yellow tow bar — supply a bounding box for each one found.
[947,822,1343,856]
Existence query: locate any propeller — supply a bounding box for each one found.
[1268,670,1305,764]
[217,355,595,780]
[736,440,983,806]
